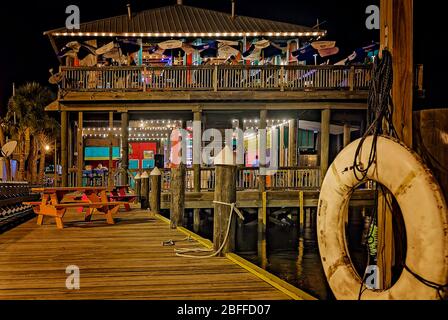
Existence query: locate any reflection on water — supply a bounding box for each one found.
[181,208,333,300]
[235,220,333,300]
[174,205,372,301]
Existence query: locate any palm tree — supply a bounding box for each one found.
[6,82,55,182]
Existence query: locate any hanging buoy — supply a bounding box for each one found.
[317,135,448,300]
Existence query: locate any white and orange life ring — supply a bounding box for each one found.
[317,135,448,300]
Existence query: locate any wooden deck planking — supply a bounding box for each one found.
[0,209,290,300]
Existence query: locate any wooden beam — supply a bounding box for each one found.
[377,189,394,289]
[279,125,285,167]
[121,112,129,185]
[108,112,114,187]
[150,169,162,215]
[76,112,83,187]
[258,110,267,232]
[193,110,202,233]
[170,164,186,229]
[52,101,368,112]
[343,123,351,148]
[214,164,237,255]
[380,0,413,147]
[288,119,297,166]
[60,111,68,187]
[320,109,330,181]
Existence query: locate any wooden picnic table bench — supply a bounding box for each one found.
[108,185,137,211]
[24,201,127,229]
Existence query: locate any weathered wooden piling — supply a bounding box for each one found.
[140,171,149,209]
[150,167,162,216]
[193,110,202,233]
[170,164,185,229]
[134,172,141,202]
[213,146,237,255]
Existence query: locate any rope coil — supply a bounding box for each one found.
[173,201,244,259]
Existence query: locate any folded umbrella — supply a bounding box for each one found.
[319,47,339,58]
[58,41,97,60]
[292,43,317,61]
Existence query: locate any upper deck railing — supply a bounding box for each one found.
[60,65,372,92]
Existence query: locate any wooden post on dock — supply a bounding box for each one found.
[213,146,237,255]
[380,0,413,148]
[76,112,83,187]
[320,109,330,182]
[108,112,114,187]
[170,164,186,229]
[121,112,129,186]
[193,110,202,233]
[258,110,267,232]
[140,171,149,209]
[288,119,297,167]
[279,124,285,167]
[150,167,162,216]
[377,0,414,290]
[134,172,141,202]
[60,111,68,187]
[343,123,351,148]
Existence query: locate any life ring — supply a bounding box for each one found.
[317,135,448,300]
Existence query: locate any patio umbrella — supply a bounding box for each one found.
[117,39,140,55]
[217,40,240,59]
[311,41,336,50]
[292,43,317,62]
[318,46,340,58]
[242,40,284,61]
[58,41,97,60]
[149,40,195,58]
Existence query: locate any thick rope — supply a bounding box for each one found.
[173,201,244,259]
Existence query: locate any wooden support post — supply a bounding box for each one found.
[377,189,394,289]
[61,111,68,187]
[380,0,413,147]
[170,164,185,229]
[288,119,297,166]
[299,190,304,233]
[378,0,413,289]
[343,123,351,148]
[121,112,129,185]
[320,109,330,181]
[258,110,267,232]
[150,168,162,216]
[140,171,149,209]
[279,124,285,167]
[193,110,202,233]
[213,146,237,255]
[108,112,114,187]
[76,112,83,187]
[134,173,141,203]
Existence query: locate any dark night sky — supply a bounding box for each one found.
[0,0,445,113]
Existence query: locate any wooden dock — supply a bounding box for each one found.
[0,209,296,300]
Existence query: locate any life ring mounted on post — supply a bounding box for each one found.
[317,135,448,300]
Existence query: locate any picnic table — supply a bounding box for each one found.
[108,185,137,211]
[26,187,126,229]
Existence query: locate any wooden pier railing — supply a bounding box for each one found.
[61,65,371,92]
[66,166,321,191]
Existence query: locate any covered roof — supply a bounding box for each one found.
[45,4,325,38]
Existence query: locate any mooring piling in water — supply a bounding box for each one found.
[170,164,186,229]
[140,171,149,209]
[150,167,162,216]
[134,172,141,203]
[213,146,237,255]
